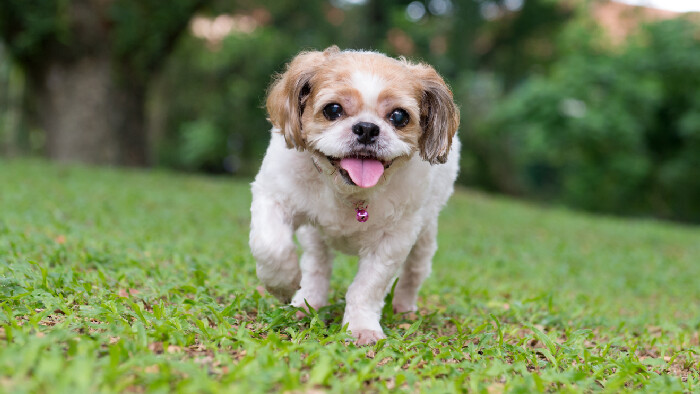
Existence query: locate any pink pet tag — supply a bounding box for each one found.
[355,202,369,223]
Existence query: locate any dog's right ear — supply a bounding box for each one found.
[266,46,340,150]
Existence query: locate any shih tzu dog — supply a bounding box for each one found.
[249,46,460,345]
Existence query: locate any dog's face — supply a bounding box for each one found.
[266,46,459,189]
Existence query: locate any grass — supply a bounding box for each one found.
[0,159,699,393]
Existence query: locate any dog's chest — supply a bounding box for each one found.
[303,197,408,255]
[316,222,391,255]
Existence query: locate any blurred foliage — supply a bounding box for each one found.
[154,1,363,172]
[0,0,205,78]
[2,0,699,223]
[467,18,700,222]
[0,0,210,165]
[0,0,67,65]
[153,0,568,173]
[109,0,209,81]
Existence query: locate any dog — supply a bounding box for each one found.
[249,46,460,345]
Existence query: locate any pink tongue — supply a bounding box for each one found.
[339,158,385,188]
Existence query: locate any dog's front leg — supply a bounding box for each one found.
[291,225,333,314]
[343,246,411,346]
[392,220,437,314]
[249,194,301,303]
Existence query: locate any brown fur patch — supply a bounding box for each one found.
[266,47,459,162]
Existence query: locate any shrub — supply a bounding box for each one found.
[469,18,700,222]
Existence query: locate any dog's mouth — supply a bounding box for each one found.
[326,154,393,188]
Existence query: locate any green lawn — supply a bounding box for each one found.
[1,159,698,392]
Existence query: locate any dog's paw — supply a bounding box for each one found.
[392,302,417,314]
[291,303,319,319]
[290,296,326,319]
[256,265,301,303]
[351,329,386,346]
[292,306,323,319]
[294,310,308,319]
[265,285,300,304]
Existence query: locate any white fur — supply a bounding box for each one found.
[305,116,413,161]
[308,76,414,161]
[250,132,460,343]
[251,53,459,345]
[351,71,385,108]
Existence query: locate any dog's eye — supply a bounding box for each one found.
[323,103,344,121]
[388,109,409,128]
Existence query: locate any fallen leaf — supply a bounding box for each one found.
[144,365,159,374]
[167,345,182,354]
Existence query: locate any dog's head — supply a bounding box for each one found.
[266,46,459,189]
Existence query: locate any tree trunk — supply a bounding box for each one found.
[1,0,209,166]
[36,55,149,166]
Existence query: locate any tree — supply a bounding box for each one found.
[0,0,208,165]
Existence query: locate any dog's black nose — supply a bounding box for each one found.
[352,122,380,145]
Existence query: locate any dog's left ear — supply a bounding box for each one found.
[266,46,340,150]
[412,64,460,164]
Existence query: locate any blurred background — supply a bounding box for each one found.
[1,0,699,223]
